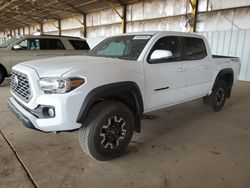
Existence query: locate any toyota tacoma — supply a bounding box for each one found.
[8,31,241,161]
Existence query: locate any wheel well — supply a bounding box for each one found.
[220,73,234,88]
[77,82,144,133]
[0,64,8,77]
[214,69,234,98]
[97,92,141,132]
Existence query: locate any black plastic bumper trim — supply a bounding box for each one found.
[7,99,45,132]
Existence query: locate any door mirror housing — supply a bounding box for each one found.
[149,50,173,63]
[12,44,22,50]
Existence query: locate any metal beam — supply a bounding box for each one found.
[188,0,198,32]
[0,1,58,28]
[122,5,127,33]
[116,0,124,6]
[40,23,43,34]
[198,5,250,30]
[0,22,23,28]
[13,1,60,20]
[199,5,250,13]
[108,2,122,18]
[0,11,43,25]
[58,19,62,36]
[108,1,127,33]
[65,2,86,15]
[42,6,83,14]
[3,14,30,27]
[83,14,87,38]
[0,0,143,33]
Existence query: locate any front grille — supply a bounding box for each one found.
[10,70,32,102]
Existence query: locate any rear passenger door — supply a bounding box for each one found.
[180,37,213,99]
[34,38,66,58]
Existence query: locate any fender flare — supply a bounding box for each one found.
[212,68,234,97]
[76,81,144,133]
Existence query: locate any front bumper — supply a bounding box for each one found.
[8,98,43,132]
[8,95,82,132]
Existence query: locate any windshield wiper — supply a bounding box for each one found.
[89,54,132,60]
[117,56,131,60]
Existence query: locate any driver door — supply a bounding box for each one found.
[10,38,38,67]
[144,36,188,111]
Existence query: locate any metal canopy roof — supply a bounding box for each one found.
[0,0,138,32]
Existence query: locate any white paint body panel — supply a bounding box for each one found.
[9,32,241,132]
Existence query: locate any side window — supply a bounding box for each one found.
[40,39,65,50]
[16,39,28,50]
[69,40,90,50]
[29,38,40,50]
[148,36,182,63]
[182,37,207,60]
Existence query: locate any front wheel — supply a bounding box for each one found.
[203,80,228,112]
[79,101,135,161]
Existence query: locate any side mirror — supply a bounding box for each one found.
[12,44,22,50]
[150,50,173,62]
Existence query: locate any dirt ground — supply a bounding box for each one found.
[0,79,250,188]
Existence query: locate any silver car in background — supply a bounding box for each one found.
[0,35,90,84]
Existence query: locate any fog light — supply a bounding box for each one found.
[42,107,55,118]
[48,108,55,117]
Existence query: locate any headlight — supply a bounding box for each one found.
[38,77,85,94]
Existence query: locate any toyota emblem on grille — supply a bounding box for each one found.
[13,75,19,88]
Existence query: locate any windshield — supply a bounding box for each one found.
[0,37,19,48]
[89,35,152,61]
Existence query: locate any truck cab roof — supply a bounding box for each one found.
[115,31,204,38]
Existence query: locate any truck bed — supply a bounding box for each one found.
[212,55,240,64]
[212,55,238,59]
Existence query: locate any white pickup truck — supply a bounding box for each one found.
[0,35,90,84]
[8,31,241,161]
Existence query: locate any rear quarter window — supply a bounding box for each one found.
[69,40,90,50]
[182,37,207,60]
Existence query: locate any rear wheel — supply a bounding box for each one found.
[0,68,5,85]
[203,80,228,112]
[79,101,135,161]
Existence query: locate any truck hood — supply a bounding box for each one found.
[20,55,131,77]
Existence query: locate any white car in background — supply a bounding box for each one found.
[0,35,90,84]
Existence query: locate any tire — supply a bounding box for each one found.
[203,80,228,112]
[79,100,135,161]
[0,68,5,85]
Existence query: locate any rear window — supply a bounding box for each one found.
[40,38,65,50]
[69,40,90,50]
[182,37,207,60]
